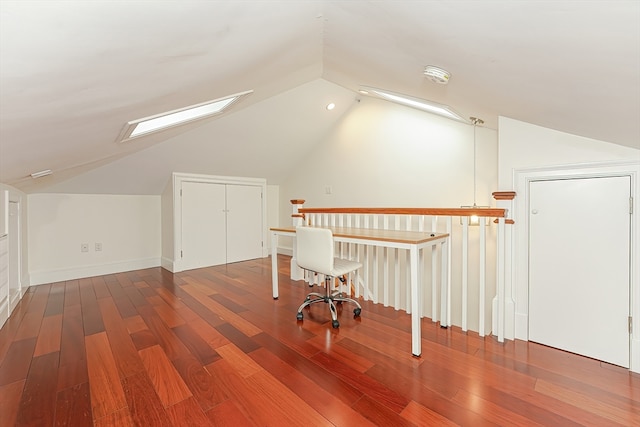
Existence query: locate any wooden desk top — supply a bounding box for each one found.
[270,226,448,245]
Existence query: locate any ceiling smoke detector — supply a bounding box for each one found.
[424,66,451,84]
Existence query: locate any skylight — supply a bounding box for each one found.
[118,90,253,143]
[360,86,468,123]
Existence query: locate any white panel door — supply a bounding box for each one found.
[226,185,263,264]
[181,182,226,270]
[529,176,631,367]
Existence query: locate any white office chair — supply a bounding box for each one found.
[295,226,362,328]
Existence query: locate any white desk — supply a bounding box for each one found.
[270,226,449,357]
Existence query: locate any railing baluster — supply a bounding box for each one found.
[446,216,452,326]
[461,216,469,332]
[363,215,370,300]
[432,216,438,322]
[373,215,379,304]
[419,228,425,318]
[497,217,505,342]
[405,215,412,313]
[383,215,390,307]
[479,218,486,337]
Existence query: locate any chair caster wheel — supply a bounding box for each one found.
[296,312,303,321]
[332,320,340,328]
[353,308,361,317]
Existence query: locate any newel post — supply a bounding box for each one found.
[290,199,305,280]
[492,191,516,342]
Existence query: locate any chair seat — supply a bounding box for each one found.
[330,258,363,278]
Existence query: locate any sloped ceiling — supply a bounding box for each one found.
[1,1,639,194]
[40,79,359,195]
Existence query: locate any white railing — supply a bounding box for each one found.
[292,198,515,341]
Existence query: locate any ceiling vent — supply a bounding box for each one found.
[423,66,451,85]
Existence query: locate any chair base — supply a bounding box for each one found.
[296,276,361,328]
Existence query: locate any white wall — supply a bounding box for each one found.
[266,184,279,253]
[27,178,276,282]
[28,193,161,284]
[498,116,639,187]
[281,97,497,219]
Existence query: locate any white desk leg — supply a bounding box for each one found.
[410,244,421,357]
[271,232,279,299]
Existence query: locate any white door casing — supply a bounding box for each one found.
[512,161,639,372]
[173,173,267,272]
[8,201,20,311]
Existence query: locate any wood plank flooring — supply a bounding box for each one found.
[0,255,638,426]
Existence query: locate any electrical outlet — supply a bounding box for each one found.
[81,243,89,252]
[95,242,102,251]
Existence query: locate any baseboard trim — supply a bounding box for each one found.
[160,257,175,273]
[515,312,528,341]
[0,298,8,329]
[276,246,293,256]
[631,338,640,373]
[29,257,161,285]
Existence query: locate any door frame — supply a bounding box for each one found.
[8,200,21,312]
[172,173,267,273]
[512,160,639,372]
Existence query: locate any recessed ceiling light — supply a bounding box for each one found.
[424,66,451,84]
[30,169,52,179]
[358,89,369,95]
[359,86,468,123]
[326,103,335,110]
[117,90,253,143]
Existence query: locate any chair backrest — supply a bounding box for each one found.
[295,226,334,275]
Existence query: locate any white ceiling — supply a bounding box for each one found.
[1,1,639,194]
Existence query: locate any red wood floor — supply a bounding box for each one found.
[0,255,638,426]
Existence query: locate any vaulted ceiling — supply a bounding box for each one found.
[1,1,638,194]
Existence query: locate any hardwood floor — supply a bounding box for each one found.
[0,254,638,426]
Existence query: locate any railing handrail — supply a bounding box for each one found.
[298,207,506,217]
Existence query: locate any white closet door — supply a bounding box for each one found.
[226,185,263,264]
[529,176,630,367]
[181,182,226,270]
